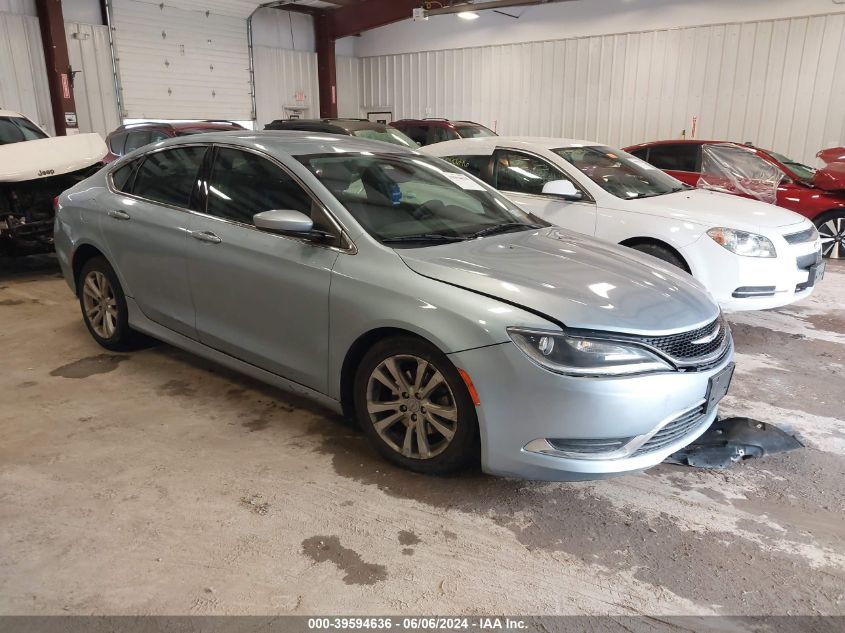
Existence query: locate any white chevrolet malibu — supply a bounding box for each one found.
[422,137,824,311]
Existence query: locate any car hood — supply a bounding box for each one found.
[615,188,808,232]
[0,133,107,182]
[398,227,719,335]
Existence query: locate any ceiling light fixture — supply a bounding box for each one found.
[457,11,480,20]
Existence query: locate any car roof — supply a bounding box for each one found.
[266,118,391,132]
[422,136,602,155]
[395,119,486,127]
[111,120,242,134]
[134,130,416,158]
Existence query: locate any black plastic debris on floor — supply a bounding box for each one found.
[665,417,804,469]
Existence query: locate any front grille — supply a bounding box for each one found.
[796,251,822,271]
[632,404,708,456]
[637,316,728,367]
[784,226,817,244]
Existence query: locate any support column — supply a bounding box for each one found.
[315,12,337,119]
[36,0,78,135]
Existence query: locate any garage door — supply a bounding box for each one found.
[110,0,254,120]
[0,11,53,134]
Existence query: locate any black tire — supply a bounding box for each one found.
[353,336,479,475]
[627,242,689,272]
[77,256,137,351]
[814,211,845,259]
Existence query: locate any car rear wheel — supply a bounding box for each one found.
[816,212,845,259]
[353,337,479,475]
[627,242,690,272]
[78,256,137,351]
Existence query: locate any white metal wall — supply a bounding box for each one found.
[110,0,252,120]
[359,13,845,165]
[65,22,120,137]
[253,46,319,128]
[336,55,361,118]
[0,11,53,134]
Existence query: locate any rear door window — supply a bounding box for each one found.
[132,146,207,208]
[645,144,699,172]
[400,125,428,146]
[429,126,456,144]
[443,155,492,182]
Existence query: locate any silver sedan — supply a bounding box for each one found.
[54,131,734,480]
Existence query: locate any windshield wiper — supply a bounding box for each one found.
[381,233,467,244]
[468,222,544,239]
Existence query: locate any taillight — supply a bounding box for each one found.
[53,196,60,213]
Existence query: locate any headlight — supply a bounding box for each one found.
[707,227,776,257]
[507,327,671,376]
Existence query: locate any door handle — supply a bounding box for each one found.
[107,209,131,221]
[190,230,222,244]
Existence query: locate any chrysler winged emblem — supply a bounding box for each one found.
[691,323,721,345]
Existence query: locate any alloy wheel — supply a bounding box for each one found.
[819,216,845,259]
[82,270,118,339]
[365,354,458,460]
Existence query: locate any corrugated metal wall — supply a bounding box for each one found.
[253,49,361,126]
[336,55,361,118]
[359,13,845,165]
[0,11,53,134]
[65,21,120,137]
[111,0,252,120]
[253,46,318,127]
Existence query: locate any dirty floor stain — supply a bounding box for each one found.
[301,536,387,586]
[50,354,129,379]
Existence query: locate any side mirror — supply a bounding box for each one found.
[542,179,582,200]
[253,209,313,234]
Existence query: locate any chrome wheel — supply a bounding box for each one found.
[365,354,458,460]
[82,270,118,339]
[819,216,845,259]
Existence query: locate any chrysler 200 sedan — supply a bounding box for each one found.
[54,131,734,481]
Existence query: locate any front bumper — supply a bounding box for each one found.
[448,339,734,481]
[682,233,822,312]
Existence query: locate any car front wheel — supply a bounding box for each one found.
[816,211,845,259]
[353,337,479,475]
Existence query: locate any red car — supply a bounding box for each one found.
[391,118,496,146]
[625,139,845,259]
[104,120,244,163]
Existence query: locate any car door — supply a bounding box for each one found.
[642,143,701,186]
[492,148,597,235]
[185,145,343,393]
[99,145,206,337]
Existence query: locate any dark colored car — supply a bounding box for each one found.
[625,139,845,259]
[263,118,418,148]
[391,118,497,146]
[104,120,245,163]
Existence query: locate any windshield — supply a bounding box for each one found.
[351,128,418,148]
[298,153,545,246]
[553,145,686,199]
[0,116,48,145]
[455,125,496,139]
[767,150,816,182]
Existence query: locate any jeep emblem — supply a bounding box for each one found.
[38,169,55,177]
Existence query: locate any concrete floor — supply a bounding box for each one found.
[0,256,843,616]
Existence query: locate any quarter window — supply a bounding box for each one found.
[401,125,428,146]
[124,131,151,154]
[108,133,127,156]
[495,150,566,196]
[111,161,136,192]
[132,146,206,208]
[645,144,699,172]
[430,126,455,144]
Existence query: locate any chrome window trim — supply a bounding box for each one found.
[494,146,596,203]
[105,141,357,255]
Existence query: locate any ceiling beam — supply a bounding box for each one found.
[330,0,420,39]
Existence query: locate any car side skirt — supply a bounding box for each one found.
[125,297,343,415]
